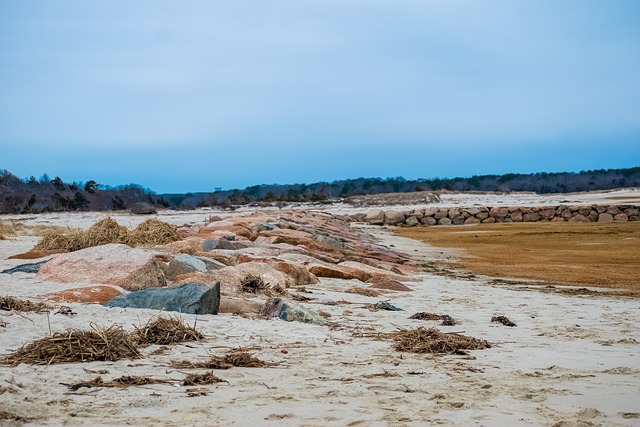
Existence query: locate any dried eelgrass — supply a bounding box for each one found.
[0,296,51,313]
[32,217,180,252]
[128,219,180,246]
[0,221,16,240]
[33,228,86,252]
[491,315,517,327]
[85,217,129,247]
[390,327,490,355]
[171,350,266,370]
[182,372,226,386]
[67,375,169,391]
[0,324,141,366]
[410,312,458,326]
[239,275,267,293]
[133,316,203,347]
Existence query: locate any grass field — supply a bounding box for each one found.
[396,222,640,295]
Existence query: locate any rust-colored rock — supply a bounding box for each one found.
[41,285,124,304]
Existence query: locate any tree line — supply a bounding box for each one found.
[1,167,638,213]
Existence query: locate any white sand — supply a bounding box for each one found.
[1,192,639,426]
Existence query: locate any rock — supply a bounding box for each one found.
[598,213,614,222]
[434,209,448,220]
[384,210,406,226]
[550,217,565,222]
[195,256,226,271]
[489,207,509,219]
[606,206,621,216]
[464,217,481,225]
[105,282,220,315]
[42,285,124,304]
[308,264,371,282]
[8,250,65,260]
[568,214,590,223]
[588,210,599,222]
[624,208,639,217]
[166,254,208,279]
[405,216,420,226]
[367,276,412,292]
[236,262,298,289]
[463,207,481,216]
[37,244,167,291]
[219,295,263,314]
[1,260,47,274]
[577,206,593,217]
[364,209,385,225]
[423,207,438,216]
[420,216,437,226]
[260,298,327,325]
[510,211,523,222]
[614,213,628,221]
[560,209,573,220]
[539,209,556,220]
[129,202,157,215]
[452,216,466,225]
[447,208,460,219]
[523,213,540,222]
[482,217,496,224]
[476,212,489,220]
[438,218,452,225]
[202,239,220,251]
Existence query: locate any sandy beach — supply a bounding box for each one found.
[1,191,639,426]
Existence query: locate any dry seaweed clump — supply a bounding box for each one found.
[33,228,87,252]
[133,316,203,346]
[0,296,51,313]
[182,372,226,386]
[86,217,129,246]
[410,312,458,326]
[391,327,490,355]
[0,324,141,366]
[491,315,517,327]
[239,275,267,293]
[0,221,16,240]
[33,217,180,252]
[68,375,169,391]
[172,350,266,370]
[128,219,180,246]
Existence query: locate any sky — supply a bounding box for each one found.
[1,1,639,194]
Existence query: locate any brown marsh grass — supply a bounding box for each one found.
[396,222,640,295]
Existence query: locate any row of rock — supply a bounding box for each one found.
[360,204,640,226]
[5,210,415,322]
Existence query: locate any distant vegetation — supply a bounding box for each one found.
[0,167,638,213]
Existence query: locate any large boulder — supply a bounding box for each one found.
[384,211,406,226]
[105,282,220,314]
[364,209,385,225]
[37,244,167,291]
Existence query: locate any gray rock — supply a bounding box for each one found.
[260,297,327,325]
[438,217,452,225]
[1,260,47,274]
[364,209,385,225]
[420,216,437,226]
[405,216,420,226]
[166,254,208,279]
[194,256,226,271]
[105,282,220,314]
[129,202,157,215]
[202,239,220,251]
[384,210,406,225]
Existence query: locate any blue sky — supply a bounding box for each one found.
[1,1,638,193]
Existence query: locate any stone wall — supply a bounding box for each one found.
[358,205,640,226]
